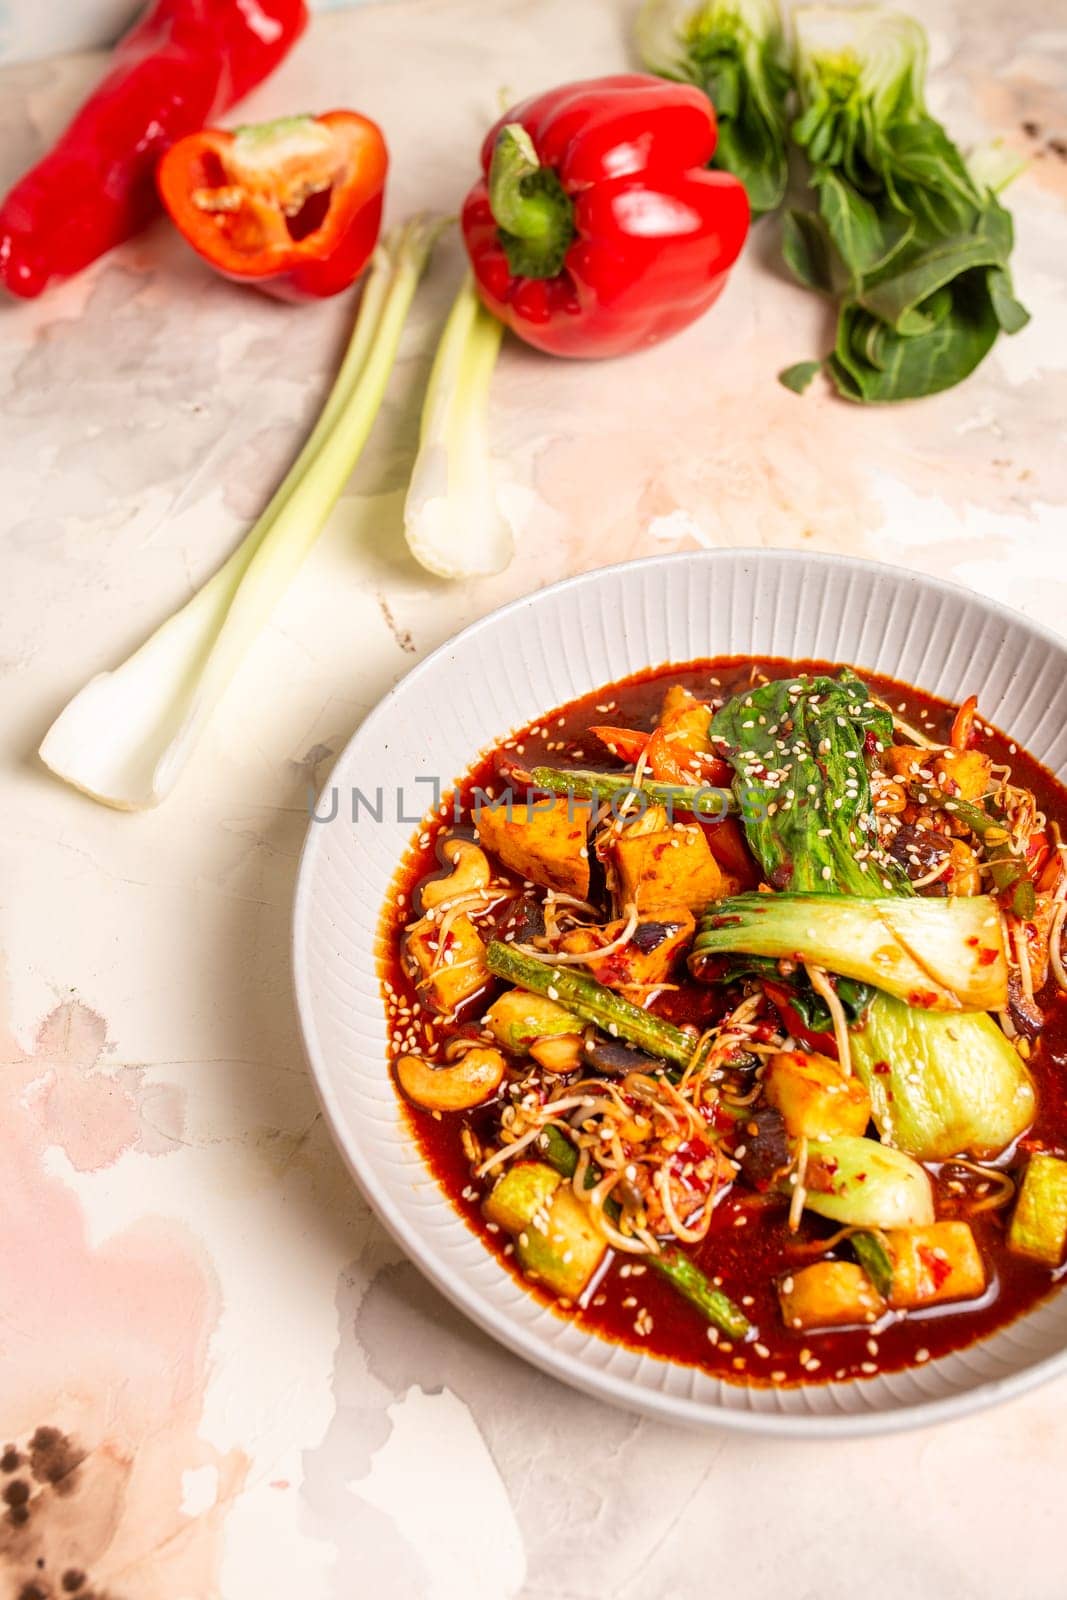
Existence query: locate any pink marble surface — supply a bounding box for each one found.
[1,1,1066,1594]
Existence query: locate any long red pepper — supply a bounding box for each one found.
[0,0,307,299]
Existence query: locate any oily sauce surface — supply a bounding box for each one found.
[379,657,1067,1386]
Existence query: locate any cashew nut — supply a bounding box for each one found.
[396,1045,505,1111]
[529,1034,584,1074]
[420,839,492,911]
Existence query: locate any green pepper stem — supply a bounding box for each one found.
[487,124,575,280]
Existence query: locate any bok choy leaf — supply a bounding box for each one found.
[636,0,792,215]
[692,891,1009,1012]
[783,5,1028,402]
[40,216,443,809]
[850,990,1035,1159]
[710,669,911,895]
[799,1134,934,1228]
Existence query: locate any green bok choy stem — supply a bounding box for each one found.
[404,273,513,579]
[39,216,443,810]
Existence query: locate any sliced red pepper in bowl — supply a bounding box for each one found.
[157,111,387,301]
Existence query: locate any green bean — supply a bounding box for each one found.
[485,941,696,1068]
[529,765,735,819]
[536,1126,752,1341]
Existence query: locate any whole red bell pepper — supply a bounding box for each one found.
[157,112,387,300]
[0,0,307,300]
[461,75,750,359]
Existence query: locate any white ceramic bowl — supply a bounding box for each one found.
[293,550,1067,1435]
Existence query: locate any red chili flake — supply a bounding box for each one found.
[918,1245,952,1290]
[966,936,979,947]
[864,730,879,754]
[907,989,941,1008]
[872,1061,891,1076]
[978,947,1000,966]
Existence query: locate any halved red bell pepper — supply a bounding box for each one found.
[461,74,749,359]
[157,111,387,301]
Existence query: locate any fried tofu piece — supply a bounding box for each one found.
[778,1261,886,1332]
[477,798,591,898]
[883,745,928,782]
[883,744,992,802]
[559,908,695,990]
[932,748,993,802]
[882,1221,986,1308]
[613,820,723,914]
[405,913,490,1013]
[764,1050,871,1140]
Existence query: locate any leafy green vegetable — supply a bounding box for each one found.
[636,0,792,214]
[798,1133,934,1228]
[784,5,1028,403]
[778,359,823,394]
[850,990,1035,1159]
[710,670,910,895]
[39,218,443,809]
[404,273,512,579]
[692,891,1009,1011]
[1009,1154,1067,1267]
[715,954,874,1030]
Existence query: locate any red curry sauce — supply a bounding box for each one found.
[378,657,1067,1386]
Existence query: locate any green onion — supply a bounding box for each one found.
[404,273,513,579]
[851,1230,895,1300]
[39,216,443,809]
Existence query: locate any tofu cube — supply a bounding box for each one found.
[778,1261,886,1332]
[883,744,992,802]
[405,913,490,1013]
[764,1050,871,1140]
[560,908,695,990]
[932,748,993,802]
[614,822,723,914]
[477,798,591,898]
[883,1221,986,1308]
